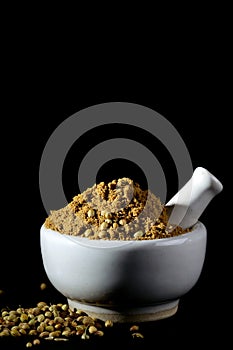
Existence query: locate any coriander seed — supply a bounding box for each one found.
[134,230,144,238]
[87,209,95,218]
[88,326,97,334]
[104,212,112,219]
[54,337,69,341]
[10,329,21,336]
[40,283,47,291]
[105,319,113,327]
[39,331,50,338]
[37,302,47,308]
[37,314,45,322]
[62,330,71,337]
[98,231,107,238]
[84,229,92,237]
[132,332,144,338]
[95,330,104,337]
[61,304,68,311]
[81,333,90,340]
[20,313,28,322]
[100,222,108,230]
[44,311,52,318]
[119,219,127,226]
[29,330,37,336]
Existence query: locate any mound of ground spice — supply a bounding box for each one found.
[44,178,190,240]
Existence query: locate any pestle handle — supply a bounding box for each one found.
[166,167,223,229]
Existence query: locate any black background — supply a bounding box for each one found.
[1,18,230,349]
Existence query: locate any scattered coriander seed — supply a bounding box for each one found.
[71,320,78,327]
[28,319,36,326]
[54,337,69,341]
[8,314,18,322]
[40,283,47,291]
[54,316,63,323]
[32,307,40,316]
[44,311,52,318]
[82,316,95,326]
[81,333,90,340]
[62,330,71,337]
[20,323,30,330]
[26,342,33,348]
[76,309,87,316]
[39,331,50,338]
[33,339,40,345]
[37,314,45,323]
[44,336,54,340]
[88,325,97,334]
[37,302,47,308]
[20,313,28,322]
[95,330,104,337]
[0,329,10,336]
[0,300,147,344]
[10,328,21,336]
[37,325,44,333]
[132,332,144,338]
[17,307,24,313]
[130,325,139,332]
[54,323,62,330]
[105,319,113,327]
[61,304,69,311]
[29,330,37,336]
[48,305,56,312]
[76,324,85,331]
[76,327,85,336]
[49,330,61,338]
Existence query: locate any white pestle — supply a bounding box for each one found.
[165,167,223,230]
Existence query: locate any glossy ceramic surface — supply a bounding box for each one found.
[40,221,206,321]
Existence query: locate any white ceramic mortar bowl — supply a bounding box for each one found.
[40,222,207,322]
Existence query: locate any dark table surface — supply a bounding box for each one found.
[0,281,225,350]
[1,203,230,350]
[1,43,230,348]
